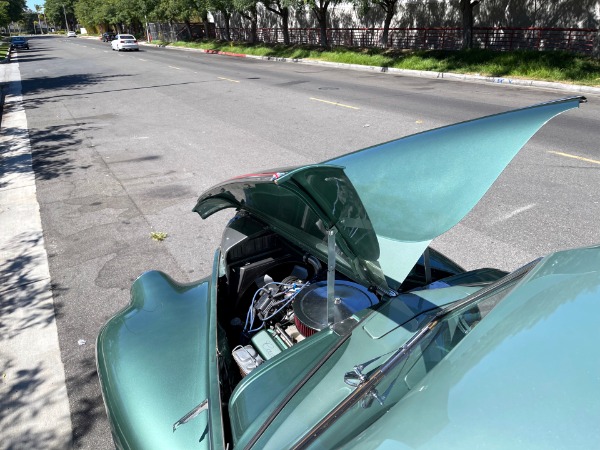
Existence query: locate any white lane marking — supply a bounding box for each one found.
[169,66,182,70]
[490,204,535,225]
[138,58,147,61]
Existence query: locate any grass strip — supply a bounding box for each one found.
[158,40,600,86]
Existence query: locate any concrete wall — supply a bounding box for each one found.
[218,0,600,30]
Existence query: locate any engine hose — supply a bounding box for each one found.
[304,254,322,280]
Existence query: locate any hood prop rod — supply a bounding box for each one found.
[327,228,338,326]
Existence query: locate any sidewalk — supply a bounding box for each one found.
[0,58,73,449]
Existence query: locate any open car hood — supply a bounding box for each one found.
[194,97,585,291]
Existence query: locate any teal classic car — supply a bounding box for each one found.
[97,96,599,449]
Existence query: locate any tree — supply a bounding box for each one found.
[304,0,340,47]
[209,0,234,40]
[4,0,27,24]
[34,4,45,33]
[459,0,480,49]
[262,0,294,45]
[74,0,115,31]
[0,3,9,30]
[355,0,398,48]
[233,0,258,44]
[44,0,76,30]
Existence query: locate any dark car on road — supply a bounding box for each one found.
[101,32,116,42]
[10,36,29,50]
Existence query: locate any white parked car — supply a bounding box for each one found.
[111,34,140,52]
[67,31,77,37]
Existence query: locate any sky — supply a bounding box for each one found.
[27,0,43,12]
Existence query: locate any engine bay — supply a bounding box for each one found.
[216,214,382,385]
[215,212,463,399]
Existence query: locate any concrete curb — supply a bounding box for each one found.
[140,40,600,95]
[249,54,600,95]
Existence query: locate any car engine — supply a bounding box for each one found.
[231,271,379,377]
[219,213,379,379]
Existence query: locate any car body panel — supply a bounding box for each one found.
[327,245,600,450]
[326,97,584,285]
[96,257,225,449]
[228,328,344,447]
[195,97,584,290]
[98,97,591,450]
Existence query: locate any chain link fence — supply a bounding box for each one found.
[147,23,216,43]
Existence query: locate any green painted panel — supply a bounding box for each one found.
[316,245,600,449]
[97,266,224,449]
[327,97,585,284]
[328,98,584,242]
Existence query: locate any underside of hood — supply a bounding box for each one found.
[194,96,586,291]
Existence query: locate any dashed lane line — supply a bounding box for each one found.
[310,97,359,110]
[548,150,600,165]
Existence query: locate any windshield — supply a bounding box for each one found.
[294,260,536,449]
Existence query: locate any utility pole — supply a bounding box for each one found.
[145,15,151,42]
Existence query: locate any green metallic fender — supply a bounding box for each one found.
[96,252,225,449]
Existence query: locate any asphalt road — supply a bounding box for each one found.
[11,34,600,448]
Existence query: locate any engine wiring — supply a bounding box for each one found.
[244,280,308,333]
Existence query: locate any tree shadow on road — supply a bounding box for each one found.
[29,123,95,182]
[20,73,202,111]
[0,121,97,190]
[21,74,127,97]
[67,353,109,448]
